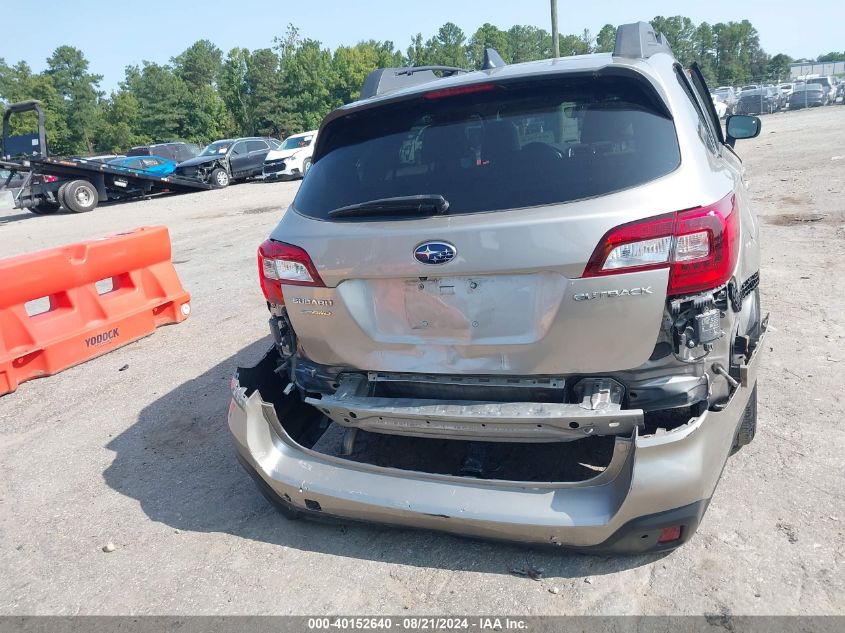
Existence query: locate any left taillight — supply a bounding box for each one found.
[257,239,325,305]
[583,192,740,297]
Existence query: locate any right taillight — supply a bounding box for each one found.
[257,239,325,305]
[584,192,739,297]
[668,194,739,296]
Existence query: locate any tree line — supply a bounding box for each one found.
[0,16,839,157]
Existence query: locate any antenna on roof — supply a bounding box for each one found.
[613,22,674,59]
[482,48,507,70]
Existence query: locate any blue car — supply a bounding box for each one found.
[107,155,177,176]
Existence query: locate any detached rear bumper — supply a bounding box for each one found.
[227,328,764,552]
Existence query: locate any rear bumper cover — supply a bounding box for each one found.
[227,326,764,551]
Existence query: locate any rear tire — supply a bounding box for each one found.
[57,181,71,208]
[210,168,230,188]
[731,384,757,455]
[63,180,99,213]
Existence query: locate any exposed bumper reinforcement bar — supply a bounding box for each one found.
[305,394,642,442]
[305,373,640,442]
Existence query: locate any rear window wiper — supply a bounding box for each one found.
[327,195,449,219]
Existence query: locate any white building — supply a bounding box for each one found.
[790,60,845,79]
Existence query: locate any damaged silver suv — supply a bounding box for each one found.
[228,22,767,553]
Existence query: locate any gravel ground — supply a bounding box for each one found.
[0,106,843,616]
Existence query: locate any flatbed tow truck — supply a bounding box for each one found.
[1,100,212,215]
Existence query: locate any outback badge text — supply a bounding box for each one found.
[573,287,654,301]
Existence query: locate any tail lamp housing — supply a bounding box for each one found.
[584,193,739,297]
[257,239,324,305]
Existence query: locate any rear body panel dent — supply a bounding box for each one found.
[285,268,669,374]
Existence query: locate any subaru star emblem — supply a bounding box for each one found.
[414,241,456,265]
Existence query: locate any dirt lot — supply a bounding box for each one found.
[1,106,843,616]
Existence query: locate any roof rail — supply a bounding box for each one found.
[358,66,468,100]
[613,22,673,59]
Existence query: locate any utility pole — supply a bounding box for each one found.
[551,0,560,58]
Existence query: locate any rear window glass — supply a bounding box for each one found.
[294,75,680,220]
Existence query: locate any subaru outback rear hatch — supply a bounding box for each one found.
[262,69,716,378]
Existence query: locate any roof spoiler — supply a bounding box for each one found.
[357,47,510,100]
[613,22,673,59]
[359,66,468,100]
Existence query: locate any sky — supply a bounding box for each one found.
[1,0,842,93]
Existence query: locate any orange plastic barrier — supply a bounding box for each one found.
[0,226,191,396]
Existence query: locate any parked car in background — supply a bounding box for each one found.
[232,22,766,553]
[806,76,836,104]
[713,86,737,113]
[711,93,728,118]
[789,83,828,109]
[107,155,178,176]
[127,142,201,163]
[777,83,794,101]
[767,85,786,110]
[174,137,281,187]
[263,130,318,181]
[736,86,778,114]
